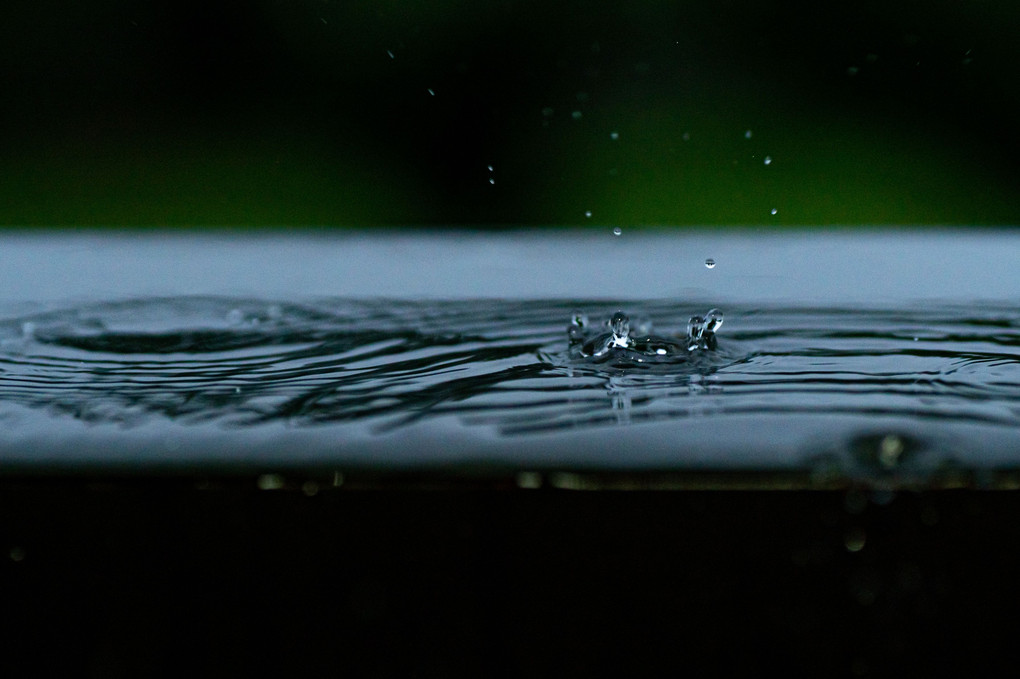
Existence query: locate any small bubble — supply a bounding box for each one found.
[585,210,592,218]
[744,129,752,139]
[770,208,778,215]
[610,131,619,140]
[612,226,622,236]
[704,258,716,269]
[763,156,772,165]
[572,110,582,120]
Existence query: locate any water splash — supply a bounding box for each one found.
[568,308,723,364]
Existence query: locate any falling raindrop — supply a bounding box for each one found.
[764,156,772,165]
[612,227,622,236]
[572,110,583,120]
[427,88,435,96]
[386,50,395,59]
[489,178,495,185]
[744,130,753,139]
[487,165,494,172]
[610,132,619,140]
[771,208,778,215]
[705,258,716,269]
[585,210,592,218]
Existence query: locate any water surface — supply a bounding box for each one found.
[0,229,1017,484]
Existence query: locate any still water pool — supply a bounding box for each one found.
[0,229,1017,485]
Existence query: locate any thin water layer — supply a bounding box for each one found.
[0,296,1017,483]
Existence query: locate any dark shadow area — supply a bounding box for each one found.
[2,480,1019,676]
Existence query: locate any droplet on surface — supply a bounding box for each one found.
[612,226,622,236]
[764,156,772,165]
[610,312,630,347]
[705,258,716,269]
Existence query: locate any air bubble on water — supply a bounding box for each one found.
[610,131,619,140]
[612,226,622,236]
[764,156,772,165]
[610,311,630,347]
[771,208,778,215]
[705,258,716,269]
[572,110,583,120]
[744,130,752,139]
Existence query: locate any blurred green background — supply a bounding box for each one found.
[1,0,1017,227]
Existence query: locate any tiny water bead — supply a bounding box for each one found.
[705,258,716,269]
[568,308,723,362]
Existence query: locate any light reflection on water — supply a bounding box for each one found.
[0,295,1017,481]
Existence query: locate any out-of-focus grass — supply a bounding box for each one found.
[0,0,1016,227]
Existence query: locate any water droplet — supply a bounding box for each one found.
[770,208,778,215]
[704,309,724,333]
[682,132,690,141]
[489,178,495,185]
[704,258,716,269]
[386,50,395,59]
[487,165,494,172]
[584,210,592,218]
[612,226,622,236]
[427,88,435,96]
[610,131,619,140]
[610,311,630,347]
[572,110,583,120]
[763,156,772,165]
[744,130,752,139]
